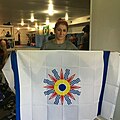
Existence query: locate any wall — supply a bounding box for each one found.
[0,27,29,45]
[91,0,120,52]
[68,26,83,33]
[13,24,88,45]
[68,22,89,33]
[14,29,29,45]
[0,27,13,37]
[91,0,120,120]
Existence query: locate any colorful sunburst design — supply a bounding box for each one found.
[43,68,81,105]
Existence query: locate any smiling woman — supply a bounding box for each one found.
[41,18,78,50]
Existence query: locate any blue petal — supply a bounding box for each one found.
[64,69,70,80]
[70,78,80,86]
[43,79,54,85]
[44,89,54,95]
[70,90,81,95]
[54,95,60,105]
[64,95,72,105]
[52,69,60,80]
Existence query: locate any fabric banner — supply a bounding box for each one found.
[100,52,120,119]
[2,50,120,120]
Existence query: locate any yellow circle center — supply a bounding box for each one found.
[54,79,70,96]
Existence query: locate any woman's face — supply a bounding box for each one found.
[54,24,67,41]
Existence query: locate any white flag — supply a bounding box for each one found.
[100,52,120,119]
[3,50,120,120]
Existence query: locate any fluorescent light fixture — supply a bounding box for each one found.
[21,19,24,26]
[27,24,30,30]
[42,10,59,14]
[65,13,68,21]
[48,3,54,15]
[30,13,34,22]
[35,22,38,29]
[46,19,50,25]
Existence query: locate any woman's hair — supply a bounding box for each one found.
[54,18,68,31]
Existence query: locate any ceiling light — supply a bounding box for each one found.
[35,22,38,29]
[17,27,20,31]
[42,10,59,14]
[65,13,68,21]
[27,24,30,30]
[21,19,24,26]
[48,3,54,16]
[46,18,50,25]
[30,13,34,22]
[48,0,54,16]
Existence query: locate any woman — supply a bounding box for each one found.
[41,18,78,50]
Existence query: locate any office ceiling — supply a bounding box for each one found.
[0,0,90,28]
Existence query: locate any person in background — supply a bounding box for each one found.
[69,33,78,47]
[5,31,11,37]
[0,39,7,70]
[48,32,55,40]
[41,18,78,50]
[27,41,30,46]
[5,31,13,48]
[31,34,36,46]
[31,34,35,43]
[18,31,21,45]
[79,24,90,50]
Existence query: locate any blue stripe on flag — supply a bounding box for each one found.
[11,51,21,120]
[97,51,110,116]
